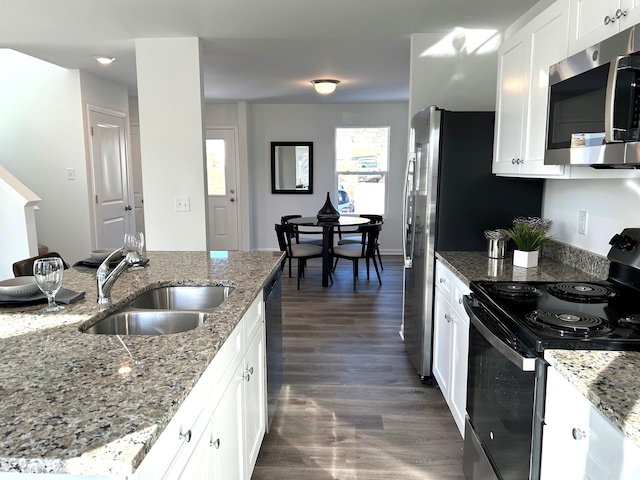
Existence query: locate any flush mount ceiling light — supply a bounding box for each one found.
[94,55,115,65]
[311,79,340,95]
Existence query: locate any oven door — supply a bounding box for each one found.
[463,295,540,480]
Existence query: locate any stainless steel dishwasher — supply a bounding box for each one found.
[263,269,282,432]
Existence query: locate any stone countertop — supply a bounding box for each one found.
[435,250,640,449]
[435,250,603,286]
[0,250,283,476]
[544,350,640,449]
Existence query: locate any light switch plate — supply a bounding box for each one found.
[578,210,588,235]
[66,168,75,180]
[175,197,190,212]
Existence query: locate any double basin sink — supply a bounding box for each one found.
[81,285,234,336]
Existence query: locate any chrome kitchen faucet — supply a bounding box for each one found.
[96,247,137,307]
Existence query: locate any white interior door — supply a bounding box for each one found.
[89,108,133,249]
[129,123,145,236]
[206,127,239,251]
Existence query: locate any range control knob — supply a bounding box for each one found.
[609,233,637,251]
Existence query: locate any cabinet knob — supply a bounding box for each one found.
[444,313,452,323]
[439,278,445,284]
[512,158,516,164]
[616,9,627,19]
[604,15,615,25]
[179,429,192,443]
[571,427,586,441]
[243,366,254,382]
[210,438,221,449]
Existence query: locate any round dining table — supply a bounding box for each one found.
[288,216,370,287]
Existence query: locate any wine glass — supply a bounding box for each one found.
[33,257,65,313]
[125,232,145,270]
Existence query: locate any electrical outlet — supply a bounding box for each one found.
[578,210,588,235]
[175,197,190,212]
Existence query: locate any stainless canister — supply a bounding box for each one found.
[488,239,506,259]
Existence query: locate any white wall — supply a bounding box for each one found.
[409,32,500,119]
[0,49,88,266]
[135,38,207,251]
[543,178,640,256]
[0,50,133,267]
[247,103,408,252]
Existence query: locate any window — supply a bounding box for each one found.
[335,127,389,215]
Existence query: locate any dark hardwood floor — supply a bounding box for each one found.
[252,255,465,480]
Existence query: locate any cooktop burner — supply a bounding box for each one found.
[525,309,611,336]
[487,282,541,298]
[470,279,640,352]
[548,282,617,303]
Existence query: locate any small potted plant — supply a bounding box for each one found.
[505,217,552,268]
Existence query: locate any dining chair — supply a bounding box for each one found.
[13,252,70,277]
[332,223,382,291]
[275,223,328,289]
[335,214,384,270]
[281,215,322,246]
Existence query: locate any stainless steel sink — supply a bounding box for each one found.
[82,310,207,335]
[128,285,233,311]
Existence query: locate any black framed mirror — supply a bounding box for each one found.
[271,141,313,194]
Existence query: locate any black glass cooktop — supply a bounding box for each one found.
[470,280,640,352]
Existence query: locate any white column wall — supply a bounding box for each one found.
[135,37,207,251]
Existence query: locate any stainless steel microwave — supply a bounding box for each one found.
[544,25,640,168]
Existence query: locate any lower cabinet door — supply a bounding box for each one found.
[432,289,452,400]
[244,323,266,475]
[210,362,246,480]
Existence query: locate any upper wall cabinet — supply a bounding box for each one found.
[568,0,640,56]
[493,0,570,177]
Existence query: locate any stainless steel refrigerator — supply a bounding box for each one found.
[402,106,543,382]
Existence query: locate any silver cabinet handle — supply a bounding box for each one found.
[458,297,463,304]
[444,313,452,323]
[439,278,445,283]
[572,427,586,440]
[243,366,254,382]
[605,15,614,25]
[179,429,192,443]
[210,438,221,449]
[230,198,235,202]
[512,158,516,164]
[616,8,627,19]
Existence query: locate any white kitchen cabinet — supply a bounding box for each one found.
[433,260,470,437]
[244,322,266,474]
[568,0,640,56]
[493,0,569,178]
[541,366,640,479]
[134,291,266,480]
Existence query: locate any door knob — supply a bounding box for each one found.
[125,205,132,211]
[230,198,235,203]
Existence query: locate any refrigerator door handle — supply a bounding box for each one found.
[402,153,415,268]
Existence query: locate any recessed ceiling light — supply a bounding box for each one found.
[311,79,340,95]
[94,55,115,65]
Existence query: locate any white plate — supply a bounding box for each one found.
[89,249,115,261]
[0,277,40,297]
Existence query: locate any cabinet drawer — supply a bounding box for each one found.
[452,277,470,320]
[243,291,264,346]
[435,260,453,298]
[135,372,208,479]
[209,321,244,412]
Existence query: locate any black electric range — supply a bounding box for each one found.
[470,278,640,353]
[463,228,640,480]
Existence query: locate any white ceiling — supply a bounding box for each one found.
[0,0,541,103]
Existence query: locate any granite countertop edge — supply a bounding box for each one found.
[436,249,640,450]
[0,250,284,476]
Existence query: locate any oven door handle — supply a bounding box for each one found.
[463,295,537,372]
